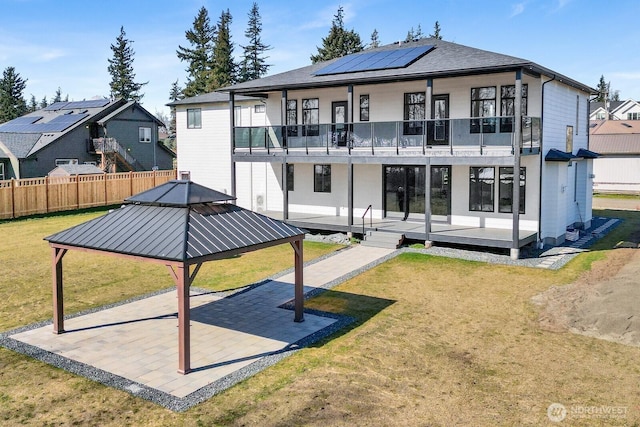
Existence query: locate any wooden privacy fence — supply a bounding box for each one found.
[0,170,177,220]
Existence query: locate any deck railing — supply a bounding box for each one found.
[233,117,541,155]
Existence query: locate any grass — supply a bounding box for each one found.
[594,192,640,200]
[1,205,640,425]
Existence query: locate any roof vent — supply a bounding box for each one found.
[179,171,191,181]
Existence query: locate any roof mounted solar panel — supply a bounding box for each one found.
[314,44,435,76]
[44,101,70,111]
[62,99,110,109]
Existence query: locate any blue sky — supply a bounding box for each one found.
[2,0,639,117]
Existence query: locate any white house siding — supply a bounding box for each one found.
[540,80,591,244]
[593,157,640,193]
[176,101,262,194]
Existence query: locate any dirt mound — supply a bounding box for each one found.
[533,248,640,347]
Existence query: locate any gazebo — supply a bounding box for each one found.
[44,179,306,374]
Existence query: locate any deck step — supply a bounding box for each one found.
[361,231,404,249]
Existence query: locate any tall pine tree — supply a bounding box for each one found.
[310,6,363,63]
[0,67,27,123]
[429,21,442,39]
[368,29,380,49]
[107,26,147,102]
[168,79,183,143]
[28,95,38,112]
[177,6,216,97]
[595,75,609,103]
[238,2,271,83]
[211,9,236,89]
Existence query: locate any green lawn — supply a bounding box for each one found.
[1,206,639,425]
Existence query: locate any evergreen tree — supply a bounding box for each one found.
[429,21,442,39]
[107,26,147,102]
[369,29,380,49]
[405,27,415,43]
[168,79,183,142]
[28,95,37,112]
[310,6,363,63]
[177,6,216,97]
[595,75,609,102]
[415,24,423,39]
[53,87,62,103]
[239,2,271,83]
[0,66,28,123]
[39,96,48,109]
[211,9,236,88]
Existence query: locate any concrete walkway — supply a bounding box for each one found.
[5,245,394,411]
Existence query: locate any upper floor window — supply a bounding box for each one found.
[628,112,640,120]
[500,84,528,132]
[566,125,573,152]
[360,94,370,121]
[302,98,319,137]
[187,108,201,129]
[139,127,151,143]
[595,111,606,120]
[404,92,425,135]
[470,87,496,133]
[254,104,265,113]
[286,99,298,136]
[287,164,294,191]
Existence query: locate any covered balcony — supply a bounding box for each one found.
[233,117,540,158]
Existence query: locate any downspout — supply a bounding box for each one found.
[539,74,556,248]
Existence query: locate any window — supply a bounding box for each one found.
[286,99,298,136]
[469,167,495,212]
[302,98,319,136]
[566,125,573,153]
[55,159,79,166]
[286,164,294,191]
[0,163,4,181]
[404,92,425,135]
[254,104,265,113]
[470,87,496,133]
[314,164,331,193]
[500,84,528,132]
[499,167,526,213]
[628,112,640,120]
[360,94,370,121]
[139,127,151,143]
[187,108,201,129]
[596,111,606,120]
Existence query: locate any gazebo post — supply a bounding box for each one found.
[176,264,191,374]
[291,238,304,322]
[52,247,67,334]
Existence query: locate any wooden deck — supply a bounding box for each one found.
[262,211,538,249]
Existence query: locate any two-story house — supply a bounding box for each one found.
[173,38,596,258]
[0,98,175,179]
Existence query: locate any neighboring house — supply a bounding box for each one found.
[589,99,640,121]
[0,99,175,179]
[590,120,640,193]
[174,38,596,257]
[48,163,105,177]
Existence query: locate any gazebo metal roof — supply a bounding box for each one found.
[44,179,306,374]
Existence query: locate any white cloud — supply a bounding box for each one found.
[510,2,526,17]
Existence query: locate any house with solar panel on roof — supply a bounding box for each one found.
[0,98,175,180]
[172,38,598,258]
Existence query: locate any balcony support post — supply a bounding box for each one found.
[511,69,523,260]
[348,158,353,231]
[424,157,432,248]
[425,79,433,154]
[347,85,353,154]
[229,92,237,198]
[281,90,287,152]
[283,161,289,221]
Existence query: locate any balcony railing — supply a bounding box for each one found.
[233,117,541,155]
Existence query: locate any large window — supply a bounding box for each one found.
[314,164,331,193]
[470,87,496,133]
[500,84,528,132]
[628,112,640,120]
[139,127,151,143]
[498,167,526,213]
[360,94,370,121]
[287,164,294,191]
[0,163,4,181]
[404,92,425,135]
[286,99,298,136]
[302,98,319,136]
[187,108,201,129]
[469,167,495,212]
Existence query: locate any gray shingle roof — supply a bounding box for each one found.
[49,164,104,175]
[0,132,42,158]
[221,38,594,95]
